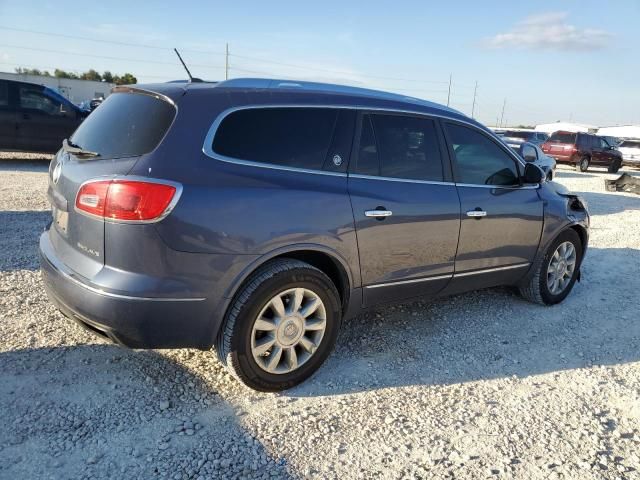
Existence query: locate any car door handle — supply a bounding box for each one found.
[365,209,393,218]
[22,113,30,120]
[466,209,487,218]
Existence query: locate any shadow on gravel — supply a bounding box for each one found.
[291,246,640,397]
[575,191,640,216]
[0,211,51,272]
[0,158,51,173]
[0,345,293,479]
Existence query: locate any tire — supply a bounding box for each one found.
[216,258,341,392]
[608,162,620,174]
[519,229,583,306]
[576,156,590,172]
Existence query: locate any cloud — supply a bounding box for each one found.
[485,12,612,51]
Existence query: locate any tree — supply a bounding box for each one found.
[102,71,114,83]
[80,69,102,81]
[15,67,51,77]
[114,73,137,85]
[54,69,79,79]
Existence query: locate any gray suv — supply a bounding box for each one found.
[39,79,589,391]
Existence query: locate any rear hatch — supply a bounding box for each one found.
[543,131,577,156]
[47,88,177,278]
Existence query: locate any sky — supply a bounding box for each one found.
[0,0,638,127]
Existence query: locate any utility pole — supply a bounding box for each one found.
[499,98,506,127]
[447,74,452,107]
[225,43,229,81]
[471,80,478,118]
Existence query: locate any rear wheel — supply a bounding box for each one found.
[519,229,583,305]
[216,259,341,391]
[576,156,590,172]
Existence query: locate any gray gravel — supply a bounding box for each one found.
[1,152,639,479]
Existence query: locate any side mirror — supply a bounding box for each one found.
[523,162,544,184]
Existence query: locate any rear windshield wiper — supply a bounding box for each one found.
[62,139,100,158]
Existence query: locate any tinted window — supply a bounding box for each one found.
[549,132,577,144]
[354,114,444,181]
[19,86,63,115]
[71,92,176,160]
[354,115,379,175]
[521,144,537,161]
[620,141,640,149]
[0,81,8,107]
[504,131,530,139]
[446,123,519,186]
[212,108,338,170]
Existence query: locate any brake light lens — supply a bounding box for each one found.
[75,179,178,222]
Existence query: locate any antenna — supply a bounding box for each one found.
[174,48,202,83]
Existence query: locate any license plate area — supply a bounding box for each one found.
[53,207,69,235]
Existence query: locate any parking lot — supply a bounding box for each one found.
[1,154,639,479]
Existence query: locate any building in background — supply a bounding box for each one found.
[597,125,640,140]
[534,122,598,134]
[0,71,113,105]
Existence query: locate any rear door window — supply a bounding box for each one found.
[445,123,520,186]
[70,92,176,159]
[353,113,444,182]
[212,107,339,171]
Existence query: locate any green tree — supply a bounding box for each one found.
[114,73,137,85]
[80,69,102,81]
[54,69,79,79]
[15,67,51,77]
[102,71,114,83]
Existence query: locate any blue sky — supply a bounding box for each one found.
[1,0,638,126]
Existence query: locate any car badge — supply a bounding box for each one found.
[332,154,343,167]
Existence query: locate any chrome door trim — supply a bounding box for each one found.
[365,273,453,289]
[364,210,393,218]
[453,262,530,278]
[201,104,528,176]
[456,183,539,190]
[466,210,487,217]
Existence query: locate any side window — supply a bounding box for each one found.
[212,107,338,170]
[598,138,608,149]
[522,144,538,161]
[370,114,444,181]
[0,81,8,107]
[445,123,520,186]
[19,86,63,115]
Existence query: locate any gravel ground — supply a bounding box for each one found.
[1,152,639,480]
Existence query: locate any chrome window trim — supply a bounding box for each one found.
[350,174,454,187]
[201,104,529,181]
[365,273,452,289]
[453,263,530,278]
[74,175,184,224]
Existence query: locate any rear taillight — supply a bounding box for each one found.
[76,179,179,222]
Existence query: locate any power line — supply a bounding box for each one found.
[0,25,226,55]
[0,44,225,70]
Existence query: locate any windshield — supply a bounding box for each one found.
[549,132,577,144]
[70,92,176,160]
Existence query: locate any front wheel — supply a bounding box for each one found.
[216,259,341,391]
[608,162,621,174]
[519,229,583,305]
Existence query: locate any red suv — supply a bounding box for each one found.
[541,131,622,173]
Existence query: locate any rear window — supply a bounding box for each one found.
[504,131,531,139]
[70,92,176,159]
[212,107,338,170]
[548,132,577,144]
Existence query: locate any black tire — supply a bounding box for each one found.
[607,163,620,174]
[519,229,583,306]
[216,259,341,391]
[576,156,590,172]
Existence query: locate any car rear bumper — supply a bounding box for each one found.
[39,230,214,349]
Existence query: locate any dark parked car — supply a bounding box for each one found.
[501,130,549,148]
[40,79,589,391]
[541,131,622,173]
[0,79,87,153]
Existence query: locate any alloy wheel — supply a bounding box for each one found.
[546,241,577,295]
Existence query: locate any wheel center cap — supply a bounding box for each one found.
[277,316,303,346]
